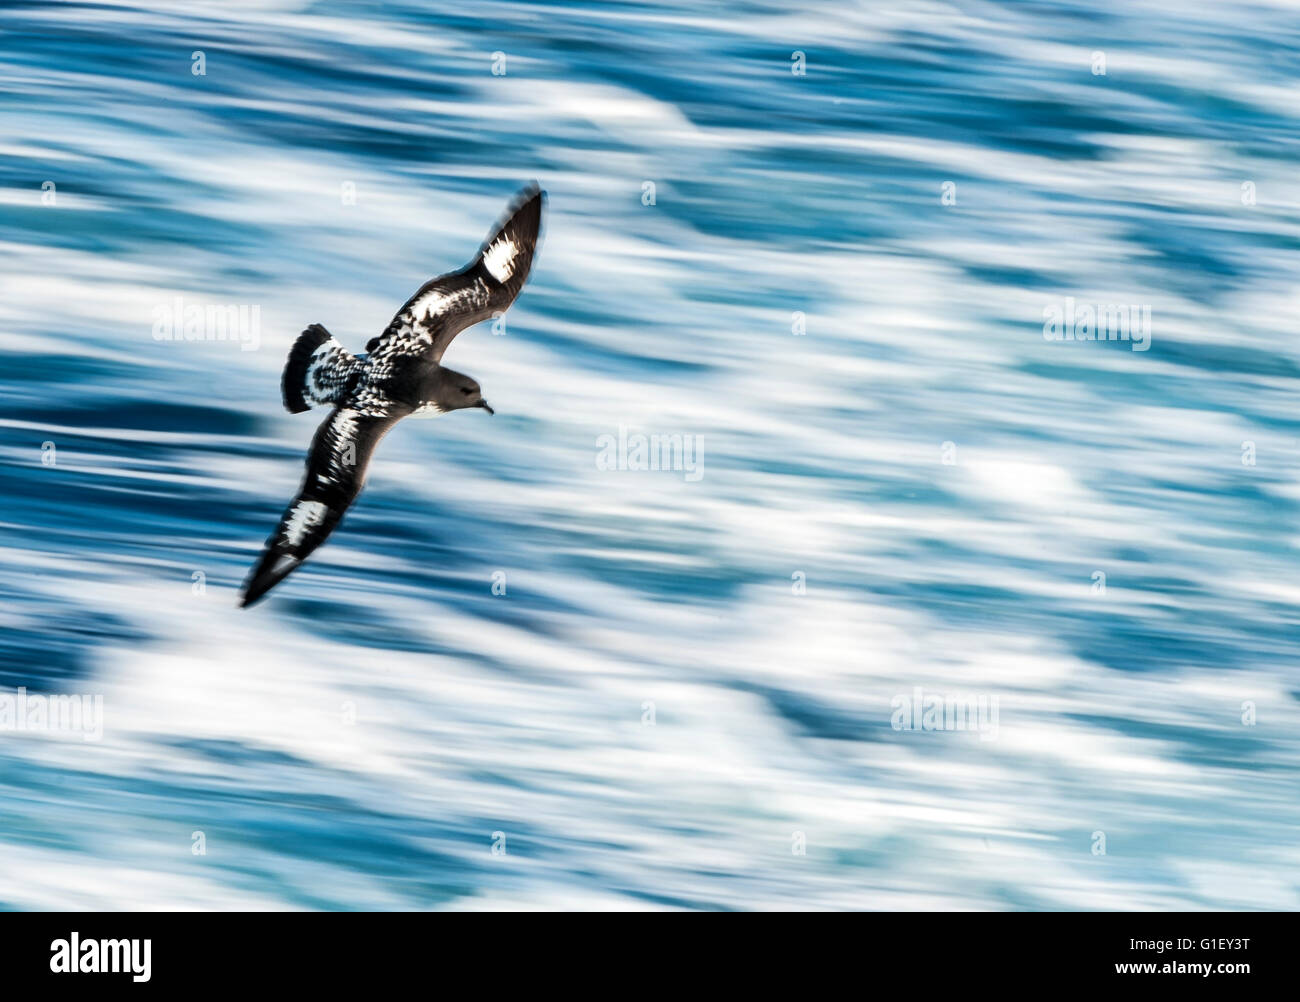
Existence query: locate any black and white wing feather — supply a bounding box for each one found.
[365,182,544,366]
[240,406,402,607]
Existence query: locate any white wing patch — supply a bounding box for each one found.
[284,500,328,548]
[398,284,486,336]
[410,290,448,321]
[332,407,359,440]
[482,237,517,282]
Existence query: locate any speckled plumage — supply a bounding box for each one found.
[241,183,544,607]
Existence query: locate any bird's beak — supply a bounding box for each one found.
[478,400,494,415]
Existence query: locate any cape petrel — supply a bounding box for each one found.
[240,183,545,607]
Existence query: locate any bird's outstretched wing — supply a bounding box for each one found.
[240,406,401,607]
[365,183,544,366]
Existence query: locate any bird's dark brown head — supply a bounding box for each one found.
[426,366,492,415]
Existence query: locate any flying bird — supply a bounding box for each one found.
[240,183,545,607]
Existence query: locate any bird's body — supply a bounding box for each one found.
[240,183,544,607]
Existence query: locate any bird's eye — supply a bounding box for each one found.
[461,387,472,395]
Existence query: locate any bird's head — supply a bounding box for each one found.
[430,367,493,415]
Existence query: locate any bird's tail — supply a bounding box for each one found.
[282,324,361,413]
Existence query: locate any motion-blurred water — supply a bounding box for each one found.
[2,0,1299,910]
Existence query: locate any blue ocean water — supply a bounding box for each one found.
[1,0,1298,910]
